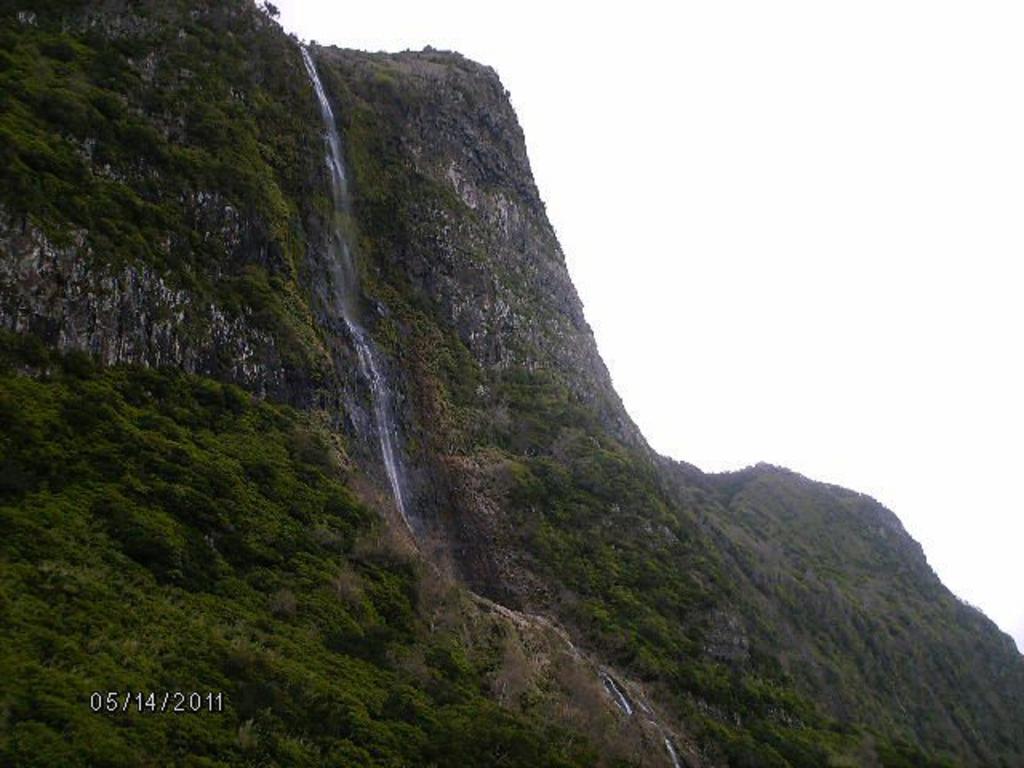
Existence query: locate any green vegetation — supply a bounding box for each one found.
[0,334,595,767]
[3,3,285,262]
[3,1,1022,765]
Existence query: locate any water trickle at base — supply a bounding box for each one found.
[601,672,634,716]
[663,736,683,768]
[301,46,414,534]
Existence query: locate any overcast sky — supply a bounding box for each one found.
[274,0,1024,652]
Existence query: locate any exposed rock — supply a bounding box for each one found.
[704,609,750,663]
[0,212,287,398]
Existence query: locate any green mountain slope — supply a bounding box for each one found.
[704,465,1024,762]
[1,2,1021,766]
[0,335,596,767]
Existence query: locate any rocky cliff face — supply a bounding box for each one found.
[0,209,293,397]
[1,3,1022,767]
[0,0,337,408]
[313,44,644,445]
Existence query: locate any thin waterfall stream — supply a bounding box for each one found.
[301,47,414,535]
[663,736,683,768]
[601,671,684,767]
[601,672,634,716]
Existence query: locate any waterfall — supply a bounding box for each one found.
[602,670,688,768]
[601,672,634,716]
[301,46,414,535]
[663,736,683,768]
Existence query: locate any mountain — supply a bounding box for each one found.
[1,2,1022,766]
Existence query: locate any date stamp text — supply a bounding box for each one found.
[89,691,225,714]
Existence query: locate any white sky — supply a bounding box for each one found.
[275,1,1024,652]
